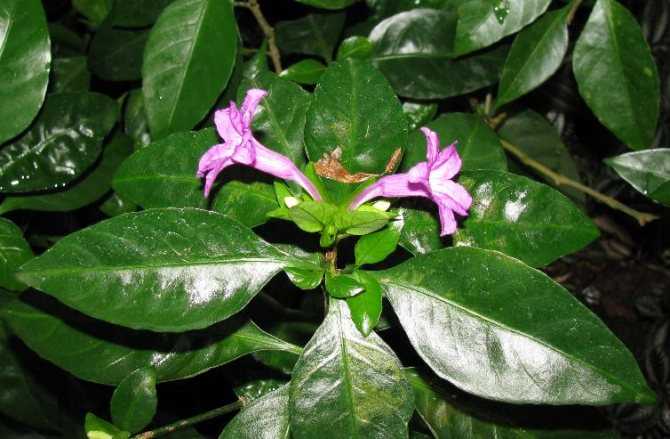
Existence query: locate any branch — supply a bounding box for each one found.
[237,0,282,73]
[130,400,243,439]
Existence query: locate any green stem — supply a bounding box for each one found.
[130,401,243,439]
[567,0,584,24]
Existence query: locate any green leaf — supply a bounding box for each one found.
[2,294,301,385]
[72,0,113,24]
[110,367,158,433]
[288,200,337,233]
[276,13,345,62]
[254,321,316,374]
[0,0,51,144]
[347,270,383,336]
[377,247,654,404]
[212,177,279,228]
[370,9,509,99]
[0,219,32,291]
[306,59,408,173]
[0,329,59,430]
[397,204,442,255]
[454,170,599,267]
[402,113,507,173]
[336,36,374,61]
[108,0,175,28]
[89,23,149,81]
[279,59,326,85]
[325,272,365,298]
[100,193,138,217]
[123,90,151,149]
[219,385,290,438]
[142,0,238,139]
[85,413,130,439]
[452,0,551,56]
[0,92,118,193]
[233,378,285,402]
[605,148,670,206]
[237,71,311,166]
[284,266,324,290]
[498,109,584,201]
[289,299,414,437]
[293,0,356,10]
[573,0,660,150]
[50,57,90,93]
[354,221,401,266]
[0,133,134,214]
[18,208,304,332]
[402,102,438,131]
[496,7,569,108]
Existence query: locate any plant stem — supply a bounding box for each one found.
[130,401,243,439]
[236,0,282,73]
[567,0,584,24]
[499,138,659,226]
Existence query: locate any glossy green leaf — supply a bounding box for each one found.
[0,219,32,292]
[347,270,383,336]
[100,193,138,217]
[573,0,660,150]
[18,208,306,332]
[406,369,618,439]
[0,0,51,144]
[452,0,551,56]
[72,0,113,24]
[403,102,438,131]
[336,36,374,60]
[284,266,324,290]
[403,113,507,173]
[110,367,157,433]
[279,59,326,85]
[397,204,442,255]
[454,170,598,267]
[89,23,148,81]
[85,412,130,439]
[212,177,279,228]
[498,110,583,201]
[237,71,311,166]
[108,0,175,28]
[325,272,364,298]
[496,7,569,108]
[289,299,414,437]
[254,321,316,374]
[377,247,654,404]
[50,57,90,93]
[354,221,401,266]
[306,59,408,173]
[123,90,151,149]
[142,0,238,138]
[220,385,290,439]
[605,148,670,205]
[0,133,133,214]
[2,294,301,385]
[293,0,356,10]
[49,23,86,57]
[370,9,509,99]
[276,13,345,62]
[0,92,118,193]
[233,378,285,402]
[0,328,59,430]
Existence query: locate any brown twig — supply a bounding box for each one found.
[236,0,282,73]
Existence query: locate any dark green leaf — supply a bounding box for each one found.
[284,266,324,290]
[233,378,285,402]
[279,59,326,85]
[496,7,569,108]
[254,321,316,374]
[49,23,86,57]
[498,109,584,201]
[0,92,118,193]
[306,59,408,173]
[237,71,311,166]
[452,0,551,56]
[454,170,598,267]
[347,270,383,336]
[143,0,238,138]
[89,23,148,81]
[377,247,654,404]
[219,385,290,439]
[110,367,157,433]
[0,0,51,144]
[100,193,138,217]
[293,0,356,10]
[289,299,414,437]
[605,148,670,206]
[18,208,306,332]
[402,113,507,173]
[108,0,175,28]
[573,0,660,150]
[336,36,374,60]
[85,413,129,439]
[0,219,32,291]
[0,133,133,214]
[50,57,90,93]
[354,221,401,266]
[123,90,151,149]
[276,13,345,62]
[2,294,300,385]
[402,102,438,131]
[212,178,279,228]
[397,204,442,255]
[325,272,365,298]
[72,0,113,24]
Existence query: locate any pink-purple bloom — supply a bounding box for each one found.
[197,89,322,201]
[349,127,472,236]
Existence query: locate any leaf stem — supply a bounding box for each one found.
[236,0,283,73]
[567,0,584,24]
[129,401,243,438]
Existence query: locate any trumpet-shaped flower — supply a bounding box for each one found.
[197,89,322,201]
[349,127,472,236]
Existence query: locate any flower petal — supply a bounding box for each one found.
[197,143,231,177]
[350,173,429,209]
[203,158,233,197]
[429,144,461,181]
[436,202,457,236]
[241,88,268,126]
[431,179,472,216]
[420,127,440,164]
[214,105,243,144]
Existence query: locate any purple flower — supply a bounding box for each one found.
[197,89,322,201]
[349,127,472,236]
